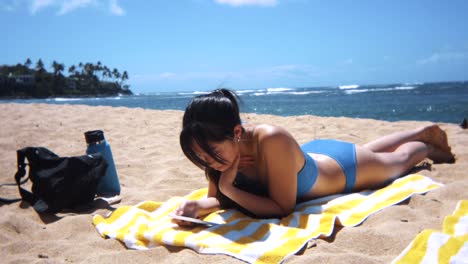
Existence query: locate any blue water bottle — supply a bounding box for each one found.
[84,130,121,196]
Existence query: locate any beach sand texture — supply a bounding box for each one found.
[0,103,466,263]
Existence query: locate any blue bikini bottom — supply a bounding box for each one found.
[297,139,357,197]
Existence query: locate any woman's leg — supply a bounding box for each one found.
[354,142,429,190]
[363,124,452,154]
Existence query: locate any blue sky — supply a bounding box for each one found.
[2,0,468,93]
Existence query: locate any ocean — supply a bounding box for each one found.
[1,81,467,124]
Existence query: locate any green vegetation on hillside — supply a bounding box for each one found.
[0,58,132,98]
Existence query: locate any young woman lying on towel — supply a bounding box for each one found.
[175,88,455,224]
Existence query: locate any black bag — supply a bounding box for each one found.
[12,147,108,213]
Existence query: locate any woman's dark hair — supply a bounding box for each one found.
[180,88,267,216]
[180,88,242,170]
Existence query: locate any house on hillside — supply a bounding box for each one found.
[10,74,34,85]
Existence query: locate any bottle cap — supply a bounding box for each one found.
[84,130,105,144]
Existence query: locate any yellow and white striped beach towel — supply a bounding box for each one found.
[93,174,442,264]
[392,200,468,264]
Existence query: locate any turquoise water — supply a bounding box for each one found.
[2,81,467,124]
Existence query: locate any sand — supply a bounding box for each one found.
[0,103,466,263]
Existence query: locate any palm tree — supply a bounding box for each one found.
[66,65,77,90]
[95,61,103,79]
[68,65,76,76]
[112,68,121,82]
[50,61,65,95]
[24,58,32,69]
[84,63,92,76]
[52,61,65,76]
[52,61,59,75]
[35,59,45,72]
[103,66,111,82]
[34,59,49,96]
[78,62,84,75]
[121,70,128,86]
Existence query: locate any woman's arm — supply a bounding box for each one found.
[173,180,221,226]
[219,128,300,218]
[199,180,221,215]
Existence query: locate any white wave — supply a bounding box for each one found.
[375,88,394,92]
[266,87,294,92]
[53,96,123,101]
[90,96,122,100]
[235,89,257,94]
[253,89,326,96]
[52,98,84,101]
[344,89,368,94]
[177,91,209,95]
[290,91,326,95]
[344,86,417,95]
[339,84,360,89]
[394,86,415,90]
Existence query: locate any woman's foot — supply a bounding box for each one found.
[427,144,456,164]
[420,125,452,152]
[420,125,455,163]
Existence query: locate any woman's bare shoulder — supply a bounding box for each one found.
[253,124,297,148]
[253,124,290,137]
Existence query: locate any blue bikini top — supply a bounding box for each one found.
[234,151,318,198]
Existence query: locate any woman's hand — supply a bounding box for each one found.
[172,197,221,227]
[173,200,200,227]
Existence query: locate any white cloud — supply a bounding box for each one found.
[109,0,124,15]
[57,0,93,15]
[417,51,468,65]
[1,0,22,11]
[31,0,55,14]
[214,0,278,7]
[26,0,125,15]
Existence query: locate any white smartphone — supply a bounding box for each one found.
[168,213,219,227]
